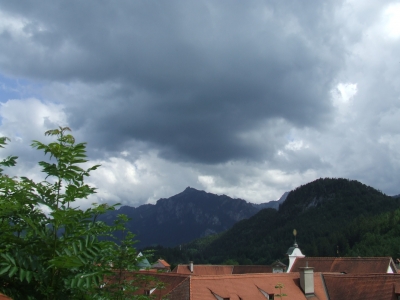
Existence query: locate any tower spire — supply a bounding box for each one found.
[286,229,305,272]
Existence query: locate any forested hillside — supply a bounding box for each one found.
[148,178,400,266]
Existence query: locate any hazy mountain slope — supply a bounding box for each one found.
[252,192,288,210]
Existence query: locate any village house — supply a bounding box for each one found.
[136,265,400,299]
[3,243,400,299]
[151,258,171,272]
[130,243,400,299]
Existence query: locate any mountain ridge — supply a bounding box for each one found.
[99,186,279,248]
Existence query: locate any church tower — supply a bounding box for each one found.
[286,229,305,272]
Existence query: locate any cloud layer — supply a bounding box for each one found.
[0,0,399,207]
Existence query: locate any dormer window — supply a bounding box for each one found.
[258,287,274,299]
[144,288,156,295]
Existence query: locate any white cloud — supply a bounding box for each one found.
[0,10,29,38]
[197,162,319,203]
[382,3,400,39]
[0,98,67,163]
[198,175,215,187]
[285,140,308,151]
[335,83,358,104]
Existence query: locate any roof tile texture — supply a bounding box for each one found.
[323,273,400,300]
[172,265,234,275]
[158,259,170,267]
[172,264,285,275]
[136,271,189,297]
[291,257,395,273]
[190,272,328,300]
[232,265,274,274]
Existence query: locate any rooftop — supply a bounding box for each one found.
[291,257,397,274]
[172,263,286,275]
[323,273,400,299]
[190,272,328,300]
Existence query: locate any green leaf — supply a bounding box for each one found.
[5,253,16,266]
[72,243,78,255]
[19,268,26,282]
[0,265,11,275]
[9,266,18,277]
[26,271,33,283]
[50,256,84,268]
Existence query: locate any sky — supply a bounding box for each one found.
[0,0,400,208]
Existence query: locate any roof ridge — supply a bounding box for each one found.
[234,265,274,267]
[323,273,400,278]
[191,273,299,280]
[298,257,337,259]
[334,257,392,259]
[299,256,392,259]
[190,274,193,300]
[177,264,235,266]
[138,271,190,278]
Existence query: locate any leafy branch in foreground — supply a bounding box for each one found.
[0,127,156,299]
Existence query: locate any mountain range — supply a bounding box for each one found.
[149,178,400,266]
[99,187,283,248]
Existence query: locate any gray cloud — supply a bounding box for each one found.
[0,0,346,163]
[1,0,400,205]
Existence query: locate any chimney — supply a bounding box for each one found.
[190,261,193,273]
[299,266,314,296]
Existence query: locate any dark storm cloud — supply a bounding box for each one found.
[0,0,345,163]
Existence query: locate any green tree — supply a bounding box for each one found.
[0,127,155,299]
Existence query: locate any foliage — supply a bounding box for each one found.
[274,283,287,298]
[0,127,156,299]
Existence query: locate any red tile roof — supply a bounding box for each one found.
[0,294,11,300]
[105,260,400,300]
[158,259,170,267]
[172,265,234,275]
[106,271,190,298]
[138,272,189,298]
[172,264,286,275]
[232,265,274,274]
[190,272,328,300]
[151,259,171,270]
[291,257,397,273]
[323,273,400,300]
